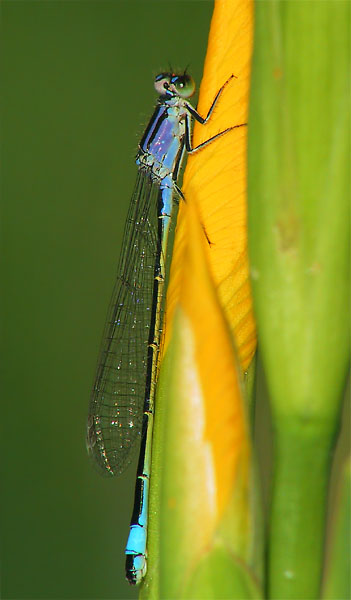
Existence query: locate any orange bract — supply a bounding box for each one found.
[178,199,250,517]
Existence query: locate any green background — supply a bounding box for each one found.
[2,1,349,599]
[2,1,213,598]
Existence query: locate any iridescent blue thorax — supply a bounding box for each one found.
[138,96,189,173]
[136,95,188,218]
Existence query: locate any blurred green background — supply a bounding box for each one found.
[2,1,214,598]
[2,1,349,599]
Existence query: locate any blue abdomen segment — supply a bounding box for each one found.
[125,469,149,584]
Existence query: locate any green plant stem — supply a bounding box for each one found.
[248,1,350,598]
[268,422,334,599]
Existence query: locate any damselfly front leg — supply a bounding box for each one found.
[184,75,247,154]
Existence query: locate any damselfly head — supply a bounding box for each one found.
[154,72,195,99]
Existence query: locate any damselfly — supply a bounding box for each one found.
[87,70,245,585]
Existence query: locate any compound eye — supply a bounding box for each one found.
[173,74,195,98]
[154,73,171,96]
